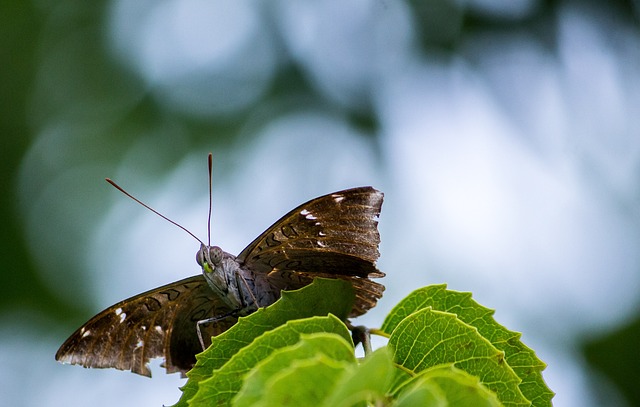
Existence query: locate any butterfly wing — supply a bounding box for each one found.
[236,187,385,316]
[55,275,236,377]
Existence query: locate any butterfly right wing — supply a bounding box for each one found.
[55,275,236,377]
[236,187,385,316]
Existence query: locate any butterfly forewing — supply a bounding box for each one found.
[55,275,236,377]
[237,187,385,316]
[237,187,383,271]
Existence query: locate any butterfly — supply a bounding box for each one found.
[56,164,384,377]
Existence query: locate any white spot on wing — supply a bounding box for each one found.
[300,209,317,220]
[115,308,126,323]
[81,329,91,338]
[155,325,163,333]
[332,194,344,203]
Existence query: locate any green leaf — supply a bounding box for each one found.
[393,378,445,407]
[189,314,352,406]
[166,281,555,407]
[243,354,351,407]
[321,347,397,407]
[389,307,529,406]
[382,285,553,406]
[233,332,356,407]
[394,364,503,407]
[172,278,354,407]
[237,342,400,407]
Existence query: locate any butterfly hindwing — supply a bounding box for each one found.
[55,275,236,377]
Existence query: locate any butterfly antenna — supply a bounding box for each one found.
[207,153,213,247]
[105,178,206,246]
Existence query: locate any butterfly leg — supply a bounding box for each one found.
[349,324,372,355]
[196,309,239,350]
[236,272,260,309]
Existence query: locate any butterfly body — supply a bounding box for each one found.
[56,186,384,376]
[197,245,278,315]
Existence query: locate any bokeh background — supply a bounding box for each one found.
[2,1,640,406]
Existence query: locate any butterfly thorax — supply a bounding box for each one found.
[197,244,278,314]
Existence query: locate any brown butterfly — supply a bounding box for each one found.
[56,162,384,377]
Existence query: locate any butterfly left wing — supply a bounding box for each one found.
[236,187,385,317]
[56,275,236,377]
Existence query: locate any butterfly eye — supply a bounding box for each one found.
[197,246,223,273]
[196,244,206,267]
[209,246,223,264]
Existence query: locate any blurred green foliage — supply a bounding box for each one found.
[2,0,639,405]
[584,314,640,406]
[0,2,71,316]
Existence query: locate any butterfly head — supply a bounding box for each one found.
[197,244,245,309]
[196,244,224,274]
